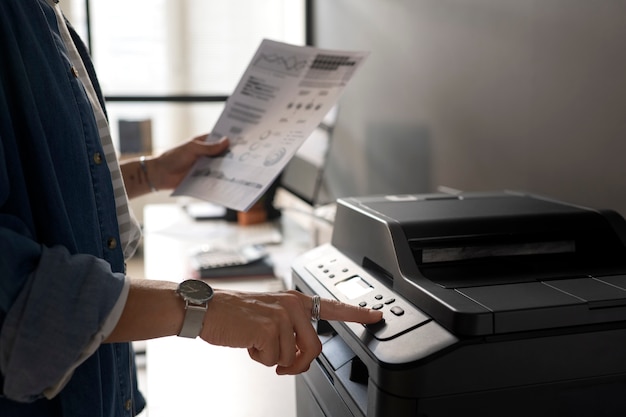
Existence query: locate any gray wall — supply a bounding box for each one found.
[314,0,626,215]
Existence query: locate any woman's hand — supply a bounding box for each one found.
[200,290,383,375]
[121,134,229,198]
[151,134,229,190]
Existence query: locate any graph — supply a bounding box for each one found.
[254,53,309,76]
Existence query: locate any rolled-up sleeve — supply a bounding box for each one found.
[0,244,127,402]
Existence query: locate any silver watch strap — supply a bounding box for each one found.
[178,302,207,338]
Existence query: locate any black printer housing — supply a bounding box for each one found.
[292,191,626,416]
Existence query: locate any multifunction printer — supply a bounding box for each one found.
[291,191,626,417]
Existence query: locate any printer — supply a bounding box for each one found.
[291,191,626,417]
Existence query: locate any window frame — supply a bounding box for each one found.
[77,0,314,105]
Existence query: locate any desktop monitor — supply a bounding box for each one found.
[277,106,337,207]
[214,106,337,222]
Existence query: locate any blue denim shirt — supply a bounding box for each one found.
[0,0,145,415]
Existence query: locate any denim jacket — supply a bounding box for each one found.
[0,0,145,415]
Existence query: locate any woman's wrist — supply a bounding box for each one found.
[139,156,158,193]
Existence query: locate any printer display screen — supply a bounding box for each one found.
[336,276,374,300]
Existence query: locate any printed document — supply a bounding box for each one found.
[173,39,368,211]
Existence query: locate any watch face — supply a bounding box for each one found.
[178,279,214,304]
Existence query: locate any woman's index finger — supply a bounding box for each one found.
[319,297,383,324]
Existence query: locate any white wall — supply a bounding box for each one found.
[314,0,626,216]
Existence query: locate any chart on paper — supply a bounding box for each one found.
[173,39,369,212]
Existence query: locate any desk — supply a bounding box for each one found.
[142,204,313,417]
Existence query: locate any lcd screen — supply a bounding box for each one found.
[335,276,374,300]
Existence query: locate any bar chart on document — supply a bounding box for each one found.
[173,39,369,211]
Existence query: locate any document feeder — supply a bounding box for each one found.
[291,191,626,417]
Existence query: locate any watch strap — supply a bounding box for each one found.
[178,302,207,338]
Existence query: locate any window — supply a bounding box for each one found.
[61,1,305,152]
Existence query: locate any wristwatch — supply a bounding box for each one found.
[176,279,214,338]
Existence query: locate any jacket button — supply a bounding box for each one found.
[93,152,103,165]
[107,237,117,249]
[70,66,79,78]
[125,399,132,411]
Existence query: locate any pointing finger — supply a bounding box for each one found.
[318,297,383,324]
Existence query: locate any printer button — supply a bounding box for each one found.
[359,301,368,307]
[391,306,405,316]
[384,298,396,305]
[372,303,384,310]
[374,294,383,300]
[364,317,386,330]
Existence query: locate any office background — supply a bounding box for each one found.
[62,0,626,216]
[60,0,306,222]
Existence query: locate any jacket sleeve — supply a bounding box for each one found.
[0,227,127,402]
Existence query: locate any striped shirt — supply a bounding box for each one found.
[51,1,142,260]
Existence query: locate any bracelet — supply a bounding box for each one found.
[139,156,158,192]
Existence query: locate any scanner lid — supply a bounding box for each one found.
[333,191,626,336]
[357,192,592,239]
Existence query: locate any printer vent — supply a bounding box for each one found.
[409,230,626,289]
[418,239,576,264]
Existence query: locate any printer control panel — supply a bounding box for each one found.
[305,253,431,341]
